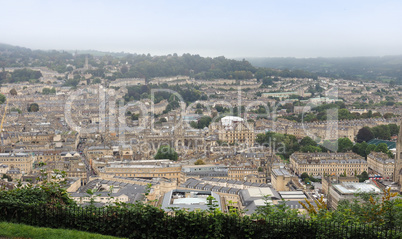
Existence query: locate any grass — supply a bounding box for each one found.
[0,222,124,239]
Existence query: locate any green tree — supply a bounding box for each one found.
[352,141,368,158]
[0,93,5,104]
[389,124,399,136]
[27,103,39,112]
[338,108,351,120]
[92,78,101,84]
[337,137,353,152]
[300,145,322,153]
[253,195,299,220]
[374,143,389,154]
[365,144,376,156]
[42,87,56,95]
[356,127,374,143]
[300,136,317,147]
[194,159,205,165]
[9,88,17,96]
[301,172,309,180]
[358,171,369,182]
[154,145,178,161]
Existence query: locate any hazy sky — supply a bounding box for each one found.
[1,0,402,58]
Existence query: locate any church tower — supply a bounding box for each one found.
[394,120,402,188]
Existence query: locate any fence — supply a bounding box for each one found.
[0,202,401,239]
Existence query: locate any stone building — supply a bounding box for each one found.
[327,182,381,209]
[394,121,402,191]
[321,175,359,195]
[367,152,394,179]
[0,152,35,174]
[271,168,298,191]
[289,152,368,177]
[214,116,255,146]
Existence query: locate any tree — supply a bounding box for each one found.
[300,136,317,147]
[42,87,56,95]
[9,88,17,96]
[374,143,389,154]
[337,137,353,152]
[194,159,205,165]
[338,108,351,120]
[0,93,5,104]
[10,107,21,114]
[352,141,368,158]
[300,145,322,153]
[301,172,309,180]
[120,65,128,74]
[92,78,101,84]
[27,103,39,112]
[154,145,178,161]
[356,127,374,143]
[358,171,369,182]
[365,144,376,156]
[389,124,399,136]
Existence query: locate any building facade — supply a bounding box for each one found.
[290,152,368,177]
[0,152,35,174]
[367,152,394,178]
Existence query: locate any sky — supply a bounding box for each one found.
[1,0,402,58]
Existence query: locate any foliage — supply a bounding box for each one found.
[337,137,353,152]
[352,141,369,158]
[9,68,42,83]
[9,88,17,96]
[0,184,401,238]
[1,174,12,182]
[42,87,56,95]
[124,84,207,105]
[0,174,75,206]
[300,189,402,229]
[357,171,369,182]
[300,145,322,153]
[300,173,309,180]
[194,159,205,165]
[248,55,402,82]
[0,222,121,239]
[190,116,212,129]
[154,145,178,161]
[252,196,299,221]
[63,78,80,88]
[27,103,39,112]
[357,124,399,141]
[356,127,375,143]
[0,93,5,104]
[256,132,299,159]
[300,173,321,184]
[10,107,21,114]
[374,143,389,154]
[299,136,317,147]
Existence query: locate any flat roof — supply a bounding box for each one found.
[333,182,381,194]
[281,195,307,199]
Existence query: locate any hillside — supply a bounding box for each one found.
[246,56,402,82]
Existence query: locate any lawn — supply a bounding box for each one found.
[0,222,124,239]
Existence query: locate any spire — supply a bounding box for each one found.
[394,120,402,184]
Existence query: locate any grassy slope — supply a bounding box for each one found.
[0,222,124,239]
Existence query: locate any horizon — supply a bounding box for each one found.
[2,42,402,60]
[1,1,402,58]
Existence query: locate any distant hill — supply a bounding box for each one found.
[245,56,402,82]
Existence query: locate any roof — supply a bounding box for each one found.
[333,182,381,195]
[367,139,396,149]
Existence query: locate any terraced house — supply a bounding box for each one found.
[290,152,368,177]
[0,152,35,174]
